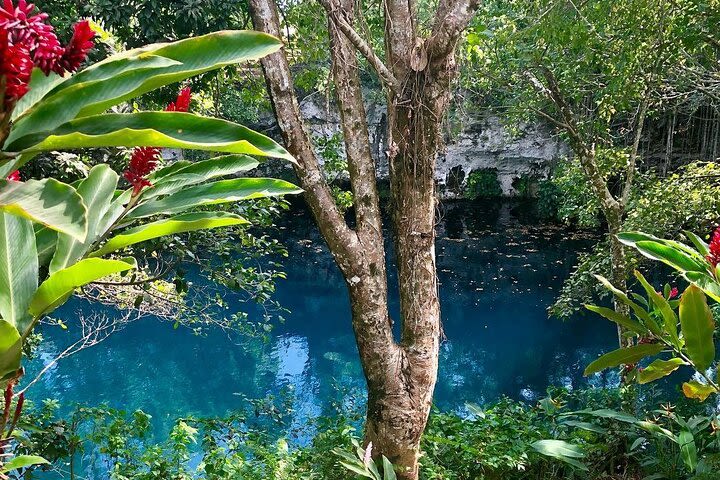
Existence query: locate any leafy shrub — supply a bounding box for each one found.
[464,168,503,199]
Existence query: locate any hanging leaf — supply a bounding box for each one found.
[28,258,137,324]
[637,358,686,384]
[633,271,680,347]
[49,165,119,273]
[127,178,302,219]
[679,285,715,372]
[0,455,50,474]
[8,113,294,163]
[0,179,87,241]
[681,381,716,401]
[584,343,664,376]
[584,304,647,335]
[0,213,38,330]
[91,212,248,257]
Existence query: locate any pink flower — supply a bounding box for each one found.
[669,287,679,299]
[707,227,720,268]
[124,147,160,195]
[0,0,63,75]
[6,170,20,181]
[165,87,192,112]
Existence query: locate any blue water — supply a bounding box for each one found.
[25,201,618,437]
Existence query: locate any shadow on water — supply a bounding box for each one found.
[26,200,619,438]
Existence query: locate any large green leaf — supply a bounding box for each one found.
[8,113,293,162]
[594,275,661,334]
[584,343,664,376]
[683,271,720,303]
[682,381,716,401]
[634,240,706,273]
[531,440,587,471]
[0,179,87,240]
[678,285,715,372]
[0,213,38,331]
[584,304,647,335]
[127,178,302,219]
[10,68,66,122]
[91,212,248,257]
[0,320,21,379]
[35,227,57,267]
[50,165,119,274]
[7,30,283,145]
[637,358,686,384]
[28,258,136,323]
[0,455,50,474]
[678,429,698,472]
[142,155,260,199]
[633,270,680,347]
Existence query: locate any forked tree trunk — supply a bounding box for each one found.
[249,1,478,478]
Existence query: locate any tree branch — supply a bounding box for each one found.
[317,0,399,93]
[427,0,480,62]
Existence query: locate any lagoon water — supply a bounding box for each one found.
[26,201,618,438]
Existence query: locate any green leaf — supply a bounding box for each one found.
[584,343,664,376]
[382,456,396,480]
[0,179,87,241]
[28,258,136,323]
[584,304,647,335]
[634,240,706,273]
[0,213,37,332]
[0,321,21,379]
[678,429,698,472]
[8,112,293,162]
[682,381,716,401]
[142,155,260,199]
[10,68,66,122]
[90,212,248,257]
[633,270,680,347]
[593,275,660,334]
[0,455,50,473]
[684,231,709,257]
[127,178,302,219]
[35,227,57,267]
[49,165,119,274]
[679,285,715,372]
[683,271,720,303]
[560,420,607,434]
[637,358,686,384]
[7,30,283,145]
[531,440,588,471]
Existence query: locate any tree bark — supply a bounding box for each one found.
[249,1,478,478]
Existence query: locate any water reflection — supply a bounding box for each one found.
[26,201,618,437]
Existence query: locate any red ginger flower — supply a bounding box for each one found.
[55,20,94,74]
[124,147,160,195]
[0,26,31,108]
[124,88,192,195]
[6,170,20,181]
[707,227,720,268]
[0,0,63,75]
[669,287,679,299]
[165,87,192,112]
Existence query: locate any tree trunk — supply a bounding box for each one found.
[248,1,478,478]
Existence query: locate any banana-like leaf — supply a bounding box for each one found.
[637,358,686,384]
[142,155,260,199]
[0,455,50,474]
[0,321,21,379]
[633,270,680,348]
[7,30,282,144]
[127,177,302,219]
[683,271,720,303]
[531,440,587,471]
[28,257,136,323]
[0,179,87,241]
[678,429,698,472]
[90,212,248,257]
[684,231,709,257]
[634,240,707,273]
[8,113,293,163]
[10,68,66,122]
[679,285,715,372]
[49,165,119,274]
[584,343,664,376]
[35,227,57,267]
[0,213,38,330]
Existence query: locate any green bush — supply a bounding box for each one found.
[464,168,503,199]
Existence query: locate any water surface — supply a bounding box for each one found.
[26,201,618,436]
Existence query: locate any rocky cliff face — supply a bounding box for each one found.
[257,93,568,198]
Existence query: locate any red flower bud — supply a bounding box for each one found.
[707,227,720,268]
[6,170,20,181]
